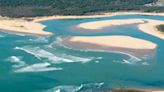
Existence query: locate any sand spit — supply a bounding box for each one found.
[138,19,164,39]
[0,12,163,36]
[77,19,145,30]
[77,19,164,39]
[0,17,52,35]
[61,36,157,58]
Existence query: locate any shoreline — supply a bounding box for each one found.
[77,19,145,30]
[0,12,164,92]
[138,19,164,39]
[76,19,164,39]
[61,36,157,59]
[0,11,164,36]
[0,17,52,36]
[33,12,164,22]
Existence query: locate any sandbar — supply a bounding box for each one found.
[138,19,164,39]
[77,19,145,30]
[77,19,164,39]
[61,36,157,58]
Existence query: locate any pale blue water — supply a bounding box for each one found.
[0,14,164,92]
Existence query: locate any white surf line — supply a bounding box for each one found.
[5,56,62,73]
[5,56,27,68]
[14,46,96,64]
[45,82,104,92]
[15,62,62,73]
[62,47,143,65]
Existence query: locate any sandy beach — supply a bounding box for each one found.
[61,36,157,58]
[0,12,164,36]
[33,12,164,22]
[77,19,145,30]
[0,17,52,35]
[138,19,164,39]
[77,19,164,39]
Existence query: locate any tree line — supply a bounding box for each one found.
[0,0,163,17]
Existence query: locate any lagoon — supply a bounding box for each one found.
[0,14,164,92]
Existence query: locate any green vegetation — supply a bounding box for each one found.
[0,0,163,17]
[157,25,164,33]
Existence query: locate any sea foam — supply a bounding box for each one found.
[45,82,104,92]
[15,62,62,73]
[73,48,143,65]
[28,36,49,43]
[5,56,26,68]
[15,46,95,64]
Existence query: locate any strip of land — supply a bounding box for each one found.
[33,12,164,22]
[77,19,164,39]
[0,17,52,36]
[61,36,157,58]
[0,12,164,36]
[138,19,164,39]
[77,19,145,30]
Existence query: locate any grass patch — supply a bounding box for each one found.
[157,24,164,33]
[32,8,50,16]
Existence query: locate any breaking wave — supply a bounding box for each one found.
[5,56,26,68]
[14,46,96,64]
[15,62,62,73]
[44,82,104,92]
[5,56,62,73]
[66,48,144,65]
[113,52,150,65]
[28,36,49,43]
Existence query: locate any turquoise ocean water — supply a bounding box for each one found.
[0,14,164,92]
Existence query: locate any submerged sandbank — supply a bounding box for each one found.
[61,36,157,58]
[0,17,52,35]
[77,19,164,39]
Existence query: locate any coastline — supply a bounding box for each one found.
[76,19,164,39]
[0,12,164,92]
[33,12,164,22]
[0,17,52,36]
[77,19,145,30]
[138,19,164,39]
[0,12,164,36]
